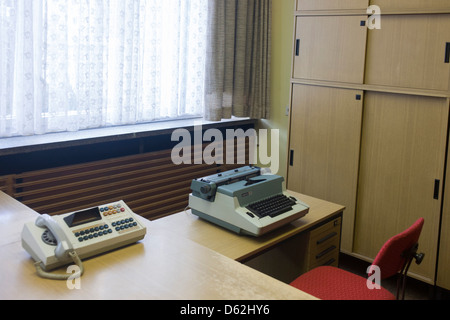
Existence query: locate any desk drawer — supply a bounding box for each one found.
[308,217,341,269]
[309,243,339,269]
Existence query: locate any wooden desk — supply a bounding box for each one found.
[152,191,344,262]
[152,191,344,283]
[0,192,316,300]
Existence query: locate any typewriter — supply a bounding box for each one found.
[189,166,309,236]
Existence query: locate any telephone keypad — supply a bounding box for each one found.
[76,225,112,242]
[72,202,140,242]
[112,218,138,232]
[100,203,125,216]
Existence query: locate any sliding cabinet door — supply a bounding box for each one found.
[365,14,450,91]
[370,0,450,11]
[354,92,448,284]
[297,0,369,11]
[293,15,367,83]
[438,118,450,290]
[288,85,363,253]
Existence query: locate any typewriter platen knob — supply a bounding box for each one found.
[200,185,212,194]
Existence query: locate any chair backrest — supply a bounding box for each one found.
[368,218,424,280]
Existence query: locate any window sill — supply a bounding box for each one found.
[0,118,256,156]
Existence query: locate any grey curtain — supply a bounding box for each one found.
[204,0,272,121]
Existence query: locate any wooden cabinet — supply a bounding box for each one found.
[297,0,369,11]
[438,132,450,290]
[354,92,448,283]
[365,14,450,91]
[370,0,450,12]
[293,15,367,83]
[288,85,362,252]
[288,1,450,286]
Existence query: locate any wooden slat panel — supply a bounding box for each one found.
[10,140,250,220]
[0,176,7,193]
[0,175,14,196]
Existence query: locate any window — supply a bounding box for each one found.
[0,0,208,137]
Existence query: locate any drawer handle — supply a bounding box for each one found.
[316,232,337,245]
[316,245,337,260]
[323,258,336,266]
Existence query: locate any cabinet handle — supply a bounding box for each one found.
[434,179,440,200]
[445,43,450,63]
[289,150,294,166]
[296,39,300,56]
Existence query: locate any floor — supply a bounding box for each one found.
[338,253,450,300]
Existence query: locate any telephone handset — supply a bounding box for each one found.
[36,214,73,259]
[32,214,83,280]
[22,200,147,280]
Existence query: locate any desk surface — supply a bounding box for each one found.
[0,191,317,300]
[151,191,345,262]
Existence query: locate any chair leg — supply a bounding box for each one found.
[396,272,408,300]
[396,255,414,300]
[396,243,426,300]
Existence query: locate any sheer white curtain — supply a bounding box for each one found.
[0,0,207,137]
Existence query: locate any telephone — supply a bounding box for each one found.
[21,200,147,280]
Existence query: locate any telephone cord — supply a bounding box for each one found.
[34,251,85,281]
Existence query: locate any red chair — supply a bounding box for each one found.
[290,218,425,300]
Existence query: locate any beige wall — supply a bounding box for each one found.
[258,0,295,181]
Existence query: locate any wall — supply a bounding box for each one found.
[259,0,295,181]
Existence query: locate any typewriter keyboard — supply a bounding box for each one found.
[246,194,297,218]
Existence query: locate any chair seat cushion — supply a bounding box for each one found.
[290,266,396,300]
